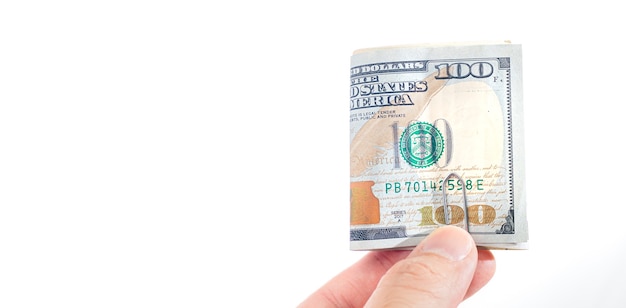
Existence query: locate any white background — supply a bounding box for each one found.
[1,1,625,307]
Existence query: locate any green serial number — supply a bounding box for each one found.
[385,179,484,194]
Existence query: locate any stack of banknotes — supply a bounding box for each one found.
[349,42,528,250]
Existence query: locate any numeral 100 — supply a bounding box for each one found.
[418,204,497,225]
[435,62,494,79]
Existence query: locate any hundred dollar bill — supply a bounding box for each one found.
[349,42,528,250]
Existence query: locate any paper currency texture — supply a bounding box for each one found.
[349,42,528,250]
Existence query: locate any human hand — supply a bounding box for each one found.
[298,226,496,308]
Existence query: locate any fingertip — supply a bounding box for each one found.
[464,249,497,300]
[411,225,476,261]
[366,226,480,307]
[477,248,496,264]
[477,248,496,278]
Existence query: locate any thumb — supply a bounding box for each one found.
[365,226,478,308]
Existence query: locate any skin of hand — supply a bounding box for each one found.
[298,226,496,308]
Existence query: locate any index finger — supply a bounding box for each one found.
[298,249,412,308]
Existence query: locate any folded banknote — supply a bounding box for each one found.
[349,42,528,250]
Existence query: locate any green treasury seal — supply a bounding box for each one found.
[399,122,444,168]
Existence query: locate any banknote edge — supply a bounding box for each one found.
[352,40,513,55]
